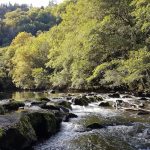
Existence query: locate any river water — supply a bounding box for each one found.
[0,91,150,150]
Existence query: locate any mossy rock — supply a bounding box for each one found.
[3,101,25,112]
[41,104,60,111]
[80,113,150,129]
[36,97,50,102]
[73,96,89,106]
[0,113,37,150]
[31,101,47,107]
[88,96,103,103]
[0,111,62,150]
[27,111,60,138]
[99,101,110,107]
[57,101,72,110]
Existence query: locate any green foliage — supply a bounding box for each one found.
[0,0,149,91]
[10,32,50,89]
[89,47,150,91]
[32,68,50,89]
[0,3,58,46]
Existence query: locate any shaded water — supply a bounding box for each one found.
[0,91,150,150]
[0,91,60,101]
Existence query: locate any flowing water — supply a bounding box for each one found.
[0,91,150,150]
[34,103,150,150]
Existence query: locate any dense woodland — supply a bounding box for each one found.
[0,0,149,92]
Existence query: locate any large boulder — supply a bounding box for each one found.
[27,111,60,138]
[73,96,89,106]
[57,101,72,110]
[0,110,61,150]
[41,104,60,111]
[99,101,110,107]
[0,113,37,150]
[2,101,25,112]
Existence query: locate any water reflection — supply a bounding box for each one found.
[12,91,49,101]
[0,92,12,100]
[0,91,49,101]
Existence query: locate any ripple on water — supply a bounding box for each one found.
[34,96,150,150]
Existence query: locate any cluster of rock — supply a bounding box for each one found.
[0,91,150,149]
[0,111,61,150]
[0,94,104,150]
[0,98,64,150]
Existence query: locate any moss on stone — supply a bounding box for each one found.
[3,101,25,111]
[27,111,58,138]
[57,101,72,110]
[73,96,89,106]
[0,111,61,149]
[17,114,37,142]
[0,113,37,150]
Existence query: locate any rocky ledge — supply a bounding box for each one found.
[0,110,61,150]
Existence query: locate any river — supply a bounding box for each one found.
[0,91,150,150]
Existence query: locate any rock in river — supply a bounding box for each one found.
[57,100,72,110]
[72,96,89,106]
[86,123,105,129]
[2,101,25,112]
[0,110,61,150]
[99,101,110,107]
[108,93,120,98]
[63,113,78,122]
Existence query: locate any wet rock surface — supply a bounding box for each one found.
[99,101,110,107]
[0,111,61,150]
[108,93,120,98]
[86,123,105,129]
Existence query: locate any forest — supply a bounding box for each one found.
[0,0,149,92]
